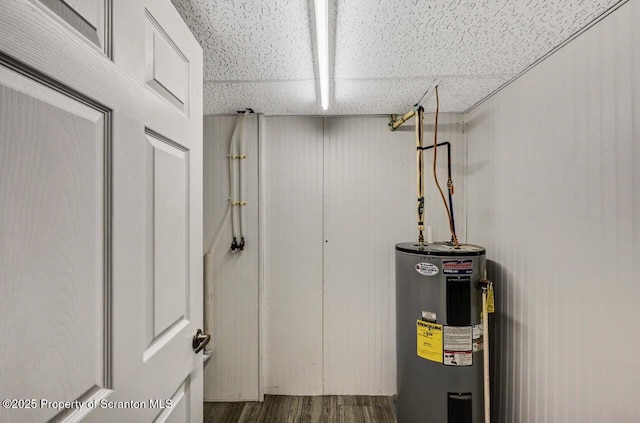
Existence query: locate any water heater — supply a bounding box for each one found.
[395,242,486,423]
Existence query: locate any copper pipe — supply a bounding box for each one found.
[431,86,460,247]
[416,106,425,244]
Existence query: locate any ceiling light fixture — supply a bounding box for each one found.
[314,0,329,110]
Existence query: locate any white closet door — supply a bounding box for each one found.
[263,117,324,395]
[322,117,415,395]
[0,0,203,421]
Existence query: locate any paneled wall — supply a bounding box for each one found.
[262,115,466,395]
[322,115,466,394]
[465,2,640,421]
[321,116,413,395]
[203,115,259,401]
[262,116,325,395]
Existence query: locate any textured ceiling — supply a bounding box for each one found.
[172,0,621,115]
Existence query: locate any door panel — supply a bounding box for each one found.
[0,65,111,423]
[37,0,110,54]
[145,131,190,352]
[154,377,190,423]
[145,11,189,112]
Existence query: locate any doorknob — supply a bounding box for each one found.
[192,329,211,354]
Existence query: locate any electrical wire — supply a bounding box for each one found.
[414,79,440,108]
[432,86,460,247]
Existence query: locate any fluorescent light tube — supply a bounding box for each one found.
[314,0,329,110]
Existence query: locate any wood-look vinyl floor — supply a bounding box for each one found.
[204,395,397,423]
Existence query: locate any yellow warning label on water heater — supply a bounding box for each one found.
[417,320,443,363]
[487,283,495,313]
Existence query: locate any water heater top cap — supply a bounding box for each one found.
[395,242,485,256]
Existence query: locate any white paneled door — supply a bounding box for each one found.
[0,0,203,422]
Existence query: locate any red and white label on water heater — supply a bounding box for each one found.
[443,326,473,366]
[442,259,474,275]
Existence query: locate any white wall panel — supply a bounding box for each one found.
[263,115,466,395]
[0,79,106,422]
[322,117,413,395]
[203,115,259,401]
[263,116,324,395]
[465,2,640,421]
